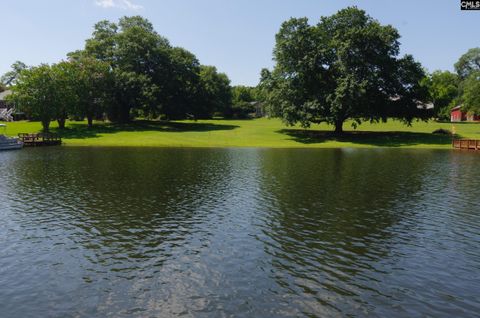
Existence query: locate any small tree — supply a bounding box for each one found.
[262,7,428,133]
[10,65,58,131]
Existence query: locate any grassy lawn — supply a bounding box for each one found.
[2,118,479,149]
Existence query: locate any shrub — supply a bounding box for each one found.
[432,128,452,135]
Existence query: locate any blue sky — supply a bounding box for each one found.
[0,0,478,86]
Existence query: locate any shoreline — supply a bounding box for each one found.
[55,143,456,150]
[3,118,477,150]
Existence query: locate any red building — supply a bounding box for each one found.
[451,106,480,122]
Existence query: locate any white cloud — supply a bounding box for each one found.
[94,0,143,10]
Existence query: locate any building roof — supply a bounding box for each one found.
[0,90,12,101]
[451,105,462,111]
[417,102,434,110]
[390,96,434,110]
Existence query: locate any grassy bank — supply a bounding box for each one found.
[2,118,479,148]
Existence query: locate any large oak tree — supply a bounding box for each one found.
[262,7,428,133]
[74,16,233,122]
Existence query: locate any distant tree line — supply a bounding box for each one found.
[421,47,480,121]
[2,9,479,133]
[4,16,237,131]
[229,85,265,118]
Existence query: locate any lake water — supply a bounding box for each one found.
[0,148,479,317]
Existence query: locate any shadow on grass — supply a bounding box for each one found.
[279,129,453,147]
[52,120,239,140]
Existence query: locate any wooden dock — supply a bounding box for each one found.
[452,139,480,151]
[18,133,62,147]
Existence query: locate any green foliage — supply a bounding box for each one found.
[197,66,232,118]
[10,64,59,131]
[232,86,256,105]
[71,57,112,127]
[421,71,459,120]
[82,20,118,62]
[229,86,261,118]
[50,61,79,128]
[432,128,452,135]
[9,58,112,130]
[77,16,232,121]
[453,48,480,115]
[9,16,233,125]
[162,47,201,119]
[81,16,169,122]
[454,47,480,79]
[1,61,28,86]
[461,71,480,114]
[262,7,428,133]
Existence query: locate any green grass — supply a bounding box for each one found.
[2,118,479,149]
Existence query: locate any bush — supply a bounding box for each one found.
[432,128,452,135]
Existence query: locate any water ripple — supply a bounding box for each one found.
[0,148,479,317]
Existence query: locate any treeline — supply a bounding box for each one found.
[4,16,261,131]
[422,47,480,120]
[3,9,478,133]
[230,85,265,118]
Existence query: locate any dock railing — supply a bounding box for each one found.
[452,139,480,150]
[18,133,62,146]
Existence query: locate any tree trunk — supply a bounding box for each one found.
[119,106,131,123]
[42,119,50,132]
[334,119,344,134]
[87,115,93,128]
[57,117,66,130]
